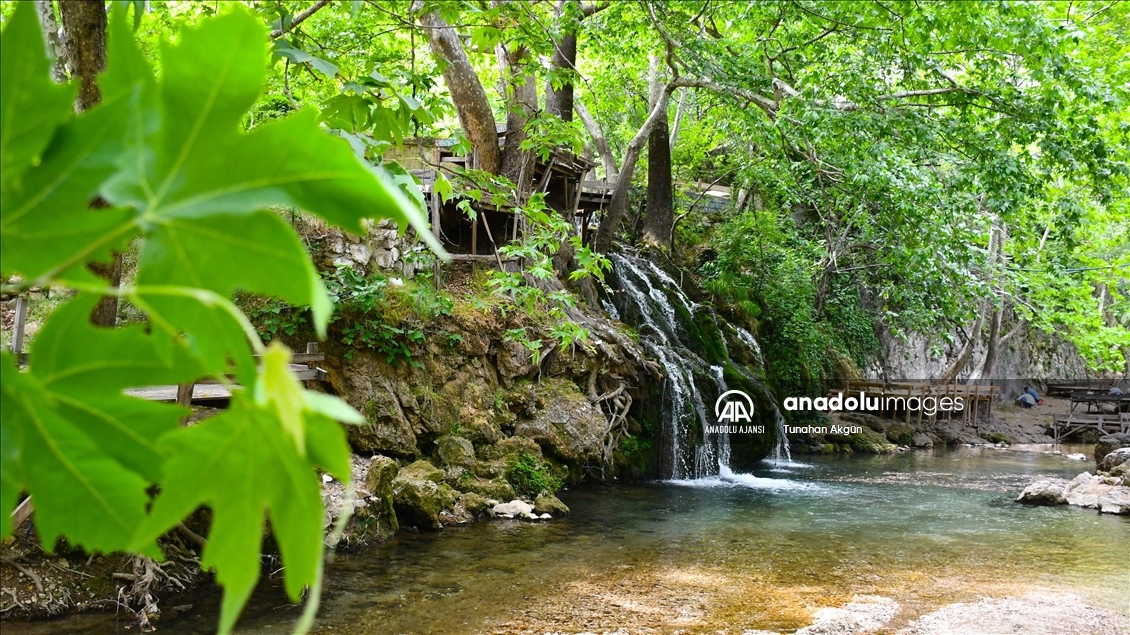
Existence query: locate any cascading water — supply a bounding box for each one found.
[607,251,782,479]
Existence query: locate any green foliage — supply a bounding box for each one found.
[702,210,877,396]
[0,5,435,633]
[325,266,448,367]
[505,452,562,498]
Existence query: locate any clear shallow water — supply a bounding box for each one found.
[10,445,1130,634]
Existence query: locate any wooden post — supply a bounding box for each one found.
[430,176,442,289]
[10,296,27,354]
[176,383,195,409]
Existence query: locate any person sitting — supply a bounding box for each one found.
[1017,392,1036,408]
[1026,386,1040,402]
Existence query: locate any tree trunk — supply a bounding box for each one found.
[416,8,501,174]
[575,100,618,180]
[642,59,673,247]
[545,1,577,121]
[593,85,674,253]
[496,44,536,188]
[60,0,120,327]
[978,224,1007,382]
[36,0,67,82]
[937,313,983,384]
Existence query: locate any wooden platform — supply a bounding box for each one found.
[1053,389,1130,443]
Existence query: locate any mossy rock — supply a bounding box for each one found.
[458,475,517,501]
[534,493,570,516]
[401,459,445,483]
[478,436,544,461]
[392,459,458,529]
[456,492,492,518]
[436,435,476,467]
[979,431,1011,445]
[885,424,915,446]
[837,427,897,454]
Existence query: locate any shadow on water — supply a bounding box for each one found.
[6,445,1128,634]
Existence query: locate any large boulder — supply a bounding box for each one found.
[1095,433,1130,466]
[1015,478,1068,505]
[512,378,606,463]
[534,493,570,516]
[392,460,459,529]
[1062,471,1130,514]
[1098,447,1130,474]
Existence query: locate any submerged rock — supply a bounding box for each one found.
[795,595,899,635]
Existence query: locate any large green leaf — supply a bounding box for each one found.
[132,392,352,634]
[0,2,75,192]
[0,296,202,551]
[137,211,332,337]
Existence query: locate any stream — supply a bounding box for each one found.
[13,444,1129,634]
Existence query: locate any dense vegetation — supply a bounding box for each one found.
[1,1,1126,633]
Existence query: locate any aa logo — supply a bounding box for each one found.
[715,390,754,423]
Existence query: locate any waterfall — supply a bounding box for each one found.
[608,252,779,479]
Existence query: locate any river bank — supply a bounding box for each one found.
[4,444,1126,634]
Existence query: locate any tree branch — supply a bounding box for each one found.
[271,0,332,40]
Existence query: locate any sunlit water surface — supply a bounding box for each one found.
[9,445,1129,634]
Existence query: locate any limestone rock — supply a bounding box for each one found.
[456,492,491,517]
[323,455,399,548]
[1062,471,1130,514]
[459,476,517,501]
[912,433,934,448]
[512,378,606,463]
[344,368,419,459]
[436,435,476,467]
[491,499,534,518]
[534,493,570,516]
[1016,478,1068,505]
[392,460,458,529]
[1098,447,1130,473]
[1094,433,1130,465]
[496,338,536,382]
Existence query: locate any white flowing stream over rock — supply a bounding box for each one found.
[607,252,789,479]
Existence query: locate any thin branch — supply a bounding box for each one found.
[270,0,332,40]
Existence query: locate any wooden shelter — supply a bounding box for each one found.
[386,135,608,262]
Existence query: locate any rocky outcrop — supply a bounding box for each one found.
[1094,433,1130,466]
[1017,472,1130,514]
[323,455,400,548]
[392,460,459,529]
[512,378,607,463]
